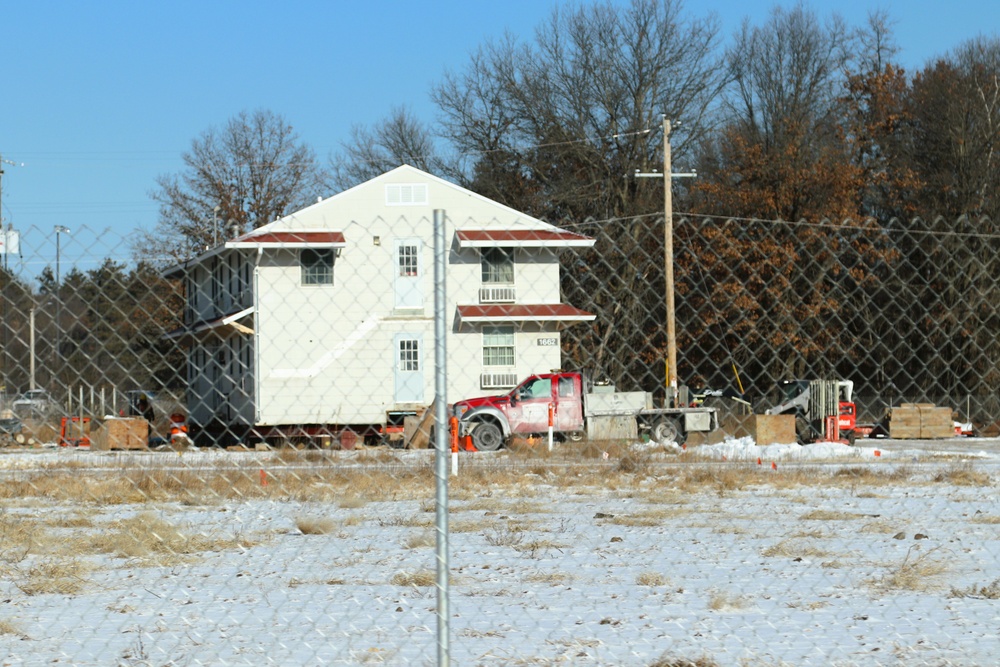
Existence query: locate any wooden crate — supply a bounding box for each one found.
[722,414,796,445]
[890,404,954,439]
[92,418,148,450]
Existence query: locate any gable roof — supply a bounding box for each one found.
[262,165,588,238]
[162,164,593,278]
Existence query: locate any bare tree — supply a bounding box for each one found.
[137,109,330,264]
[329,106,448,191]
[432,0,726,220]
[429,0,727,390]
[841,11,919,222]
[692,2,859,222]
[723,3,852,148]
[908,36,1000,219]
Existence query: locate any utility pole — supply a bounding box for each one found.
[663,118,677,407]
[0,153,24,399]
[54,225,71,378]
[634,117,696,407]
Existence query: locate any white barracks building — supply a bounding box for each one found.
[164,165,595,445]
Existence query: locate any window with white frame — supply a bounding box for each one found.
[301,248,335,285]
[398,338,420,371]
[483,326,515,367]
[398,244,419,277]
[481,247,514,284]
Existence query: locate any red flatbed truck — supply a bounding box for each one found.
[453,371,717,451]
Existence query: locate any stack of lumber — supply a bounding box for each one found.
[92,418,148,450]
[889,404,954,439]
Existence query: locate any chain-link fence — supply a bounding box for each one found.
[0,201,997,666]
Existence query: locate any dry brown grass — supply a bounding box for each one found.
[522,571,571,585]
[0,618,23,637]
[932,464,992,487]
[860,519,901,535]
[0,513,48,562]
[449,518,489,533]
[337,496,368,509]
[762,539,831,559]
[971,514,1000,524]
[67,511,260,565]
[789,528,827,539]
[710,523,750,536]
[404,531,436,549]
[390,570,437,587]
[10,557,90,595]
[673,466,754,496]
[638,486,689,505]
[706,589,751,611]
[482,521,526,548]
[44,512,96,529]
[636,571,669,586]
[0,461,439,506]
[875,547,950,592]
[505,499,550,514]
[454,498,503,513]
[616,450,654,475]
[949,578,1000,599]
[295,516,337,535]
[515,538,566,556]
[608,507,693,527]
[289,576,347,587]
[832,466,914,485]
[800,509,865,521]
[648,656,720,667]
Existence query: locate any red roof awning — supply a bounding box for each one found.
[457,303,595,323]
[227,230,346,248]
[456,229,594,248]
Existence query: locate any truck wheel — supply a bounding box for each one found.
[652,419,680,445]
[471,422,504,451]
[566,430,586,443]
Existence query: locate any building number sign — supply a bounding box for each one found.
[536,337,558,346]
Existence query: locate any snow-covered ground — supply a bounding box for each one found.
[0,437,997,666]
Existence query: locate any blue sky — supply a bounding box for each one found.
[1,0,996,281]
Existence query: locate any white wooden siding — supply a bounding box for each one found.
[185,166,577,430]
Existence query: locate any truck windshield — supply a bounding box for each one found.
[516,378,552,400]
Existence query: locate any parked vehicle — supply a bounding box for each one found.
[11,389,55,415]
[764,379,882,444]
[453,371,718,451]
[0,412,22,444]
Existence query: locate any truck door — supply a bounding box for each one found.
[507,376,553,434]
[555,375,585,432]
